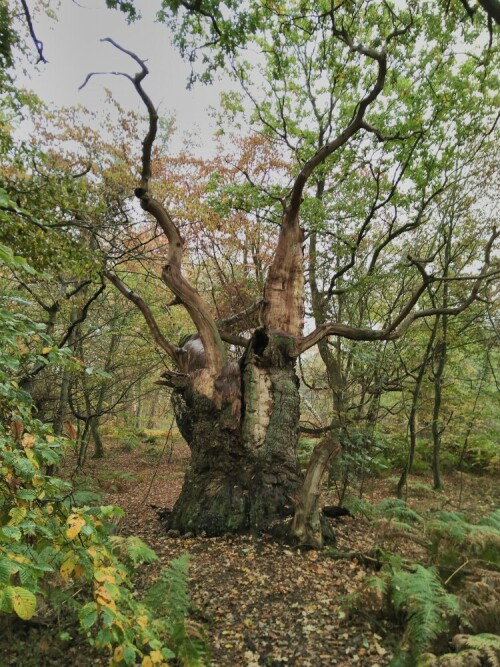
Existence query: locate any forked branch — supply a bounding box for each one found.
[294,227,499,355]
[288,36,388,216]
[20,0,47,63]
[84,39,226,376]
[104,269,180,361]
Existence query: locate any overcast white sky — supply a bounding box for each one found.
[19,0,229,152]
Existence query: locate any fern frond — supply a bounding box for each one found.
[342,496,375,518]
[376,499,424,525]
[366,575,389,595]
[453,633,500,667]
[109,535,158,567]
[462,633,500,651]
[478,510,500,532]
[145,555,208,665]
[390,565,460,656]
[146,554,190,622]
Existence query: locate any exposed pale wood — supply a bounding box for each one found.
[291,437,341,548]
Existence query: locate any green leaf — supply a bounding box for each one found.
[123,646,136,666]
[79,602,98,630]
[0,526,22,541]
[0,556,17,584]
[0,188,12,207]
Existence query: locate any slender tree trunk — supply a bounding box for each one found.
[291,436,340,547]
[90,416,105,458]
[77,419,91,468]
[147,391,160,429]
[432,228,451,491]
[432,328,447,491]
[396,318,440,498]
[53,309,78,436]
[135,378,143,429]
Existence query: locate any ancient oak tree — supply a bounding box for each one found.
[94,2,498,546]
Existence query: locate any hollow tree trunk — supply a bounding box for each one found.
[165,334,302,536]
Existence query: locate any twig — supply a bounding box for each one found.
[444,559,471,586]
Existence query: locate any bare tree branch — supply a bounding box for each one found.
[104,269,180,361]
[20,0,47,63]
[288,34,389,217]
[84,39,227,377]
[477,0,500,24]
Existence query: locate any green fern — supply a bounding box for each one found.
[109,535,158,567]
[146,555,208,666]
[342,496,375,518]
[377,499,424,526]
[478,509,500,532]
[428,510,500,569]
[452,634,500,667]
[147,554,190,621]
[463,633,500,650]
[391,565,460,656]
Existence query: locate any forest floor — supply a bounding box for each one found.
[1,436,498,667]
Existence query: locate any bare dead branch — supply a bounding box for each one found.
[85,39,227,376]
[20,0,47,63]
[218,331,250,347]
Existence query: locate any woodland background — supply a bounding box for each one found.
[0,1,499,666]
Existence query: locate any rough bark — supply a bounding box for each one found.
[164,333,302,535]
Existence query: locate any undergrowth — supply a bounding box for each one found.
[343,495,500,667]
[0,245,208,666]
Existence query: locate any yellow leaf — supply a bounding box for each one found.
[113,646,124,662]
[142,657,153,667]
[66,514,86,540]
[137,615,148,630]
[150,650,163,664]
[7,552,29,565]
[22,434,35,449]
[41,347,52,354]
[60,552,78,580]
[93,567,116,584]
[10,586,36,620]
[95,585,116,611]
[8,507,27,525]
[74,563,85,579]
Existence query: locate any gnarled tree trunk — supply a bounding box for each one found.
[165,333,302,535]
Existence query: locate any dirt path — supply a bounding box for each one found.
[93,441,394,666]
[70,439,499,666]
